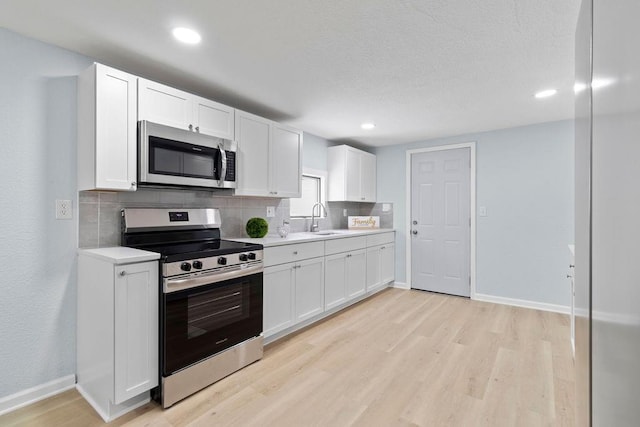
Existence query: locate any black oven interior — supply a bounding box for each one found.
[163,273,263,375]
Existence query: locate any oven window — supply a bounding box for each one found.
[187,283,248,339]
[163,273,262,375]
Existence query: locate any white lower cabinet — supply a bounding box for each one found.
[263,232,395,342]
[325,249,367,309]
[264,256,325,337]
[263,263,295,336]
[325,253,347,310]
[77,248,159,422]
[366,243,395,292]
[345,249,367,299]
[295,257,325,322]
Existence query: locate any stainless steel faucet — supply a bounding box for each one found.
[309,202,328,232]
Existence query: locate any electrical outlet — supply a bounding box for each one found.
[56,199,72,220]
[343,209,348,217]
[266,206,276,218]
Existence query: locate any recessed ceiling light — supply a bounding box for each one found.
[361,123,376,130]
[534,89,558,99]
[172,27,201,45]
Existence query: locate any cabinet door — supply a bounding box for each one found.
[325,253,347,310]
[345,148,361,201]
[366,245,381,291]
[345,249,367,299]
[235,110,271,196]
[271,124,302,198]
[95,64,138,191]
[192,95,235,140]
[263,263,295,337]
[138,78,192,130]
[360,152,377,202]
[295,257,325,322]
[113,261,159,404]
[380,243,395,285]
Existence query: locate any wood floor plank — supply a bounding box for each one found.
[0,289,575,427]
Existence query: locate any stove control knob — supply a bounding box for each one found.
[239,253,248,262]
[218,257,227,266]
[180,262,192,272]
[248,252,257,260]
[192,260,203,269]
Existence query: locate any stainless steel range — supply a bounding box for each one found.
[121,208,263,408]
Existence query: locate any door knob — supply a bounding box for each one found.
[412,230,418,235]
[412,220,418,225]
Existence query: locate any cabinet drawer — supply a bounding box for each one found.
[325,236,367,255]
[264,241,325,267]
[366,232,395,247]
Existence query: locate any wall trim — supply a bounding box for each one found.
[0,374,76,416]
[405,142,477,297]
[473,293,570,315]
[392,281,410,290]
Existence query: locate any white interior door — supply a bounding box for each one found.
[410,148,470,297]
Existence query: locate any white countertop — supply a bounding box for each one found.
[229,229,395,247]
[78,247,161,264]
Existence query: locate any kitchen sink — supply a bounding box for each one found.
[305,231,342,236]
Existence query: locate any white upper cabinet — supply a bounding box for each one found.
[328,145,377,202]
[138,78,234,140]
[235,109,302,198]
[271,123,303,198]
[77,63,138,191]
[235,111,271,196]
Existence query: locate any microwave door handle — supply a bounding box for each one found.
[219,147,227,184]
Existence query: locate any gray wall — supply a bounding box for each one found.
[0,29,91,398]
[376,120,574,306]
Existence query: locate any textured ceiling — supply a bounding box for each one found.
[0,0,581,146]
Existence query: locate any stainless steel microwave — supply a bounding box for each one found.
[138,121,237,189]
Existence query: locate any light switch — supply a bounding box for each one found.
[382,203,391,212]
[479,206,487,217]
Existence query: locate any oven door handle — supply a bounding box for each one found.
[164,264,263,293]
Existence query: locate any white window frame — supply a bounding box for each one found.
[290,168,327,218]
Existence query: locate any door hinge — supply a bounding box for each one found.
[469,217,471,227]
[469,276,471,285]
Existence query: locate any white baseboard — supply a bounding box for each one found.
[0,374,76,416]
[473,293,570,314]
[392,281,410,290]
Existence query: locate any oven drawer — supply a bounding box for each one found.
[264,241,325,267]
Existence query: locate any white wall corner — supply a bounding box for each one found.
[473,293,570,315]
[392,281,410,290]
[0,374,76,416]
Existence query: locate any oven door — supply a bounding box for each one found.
[163,272,262,376]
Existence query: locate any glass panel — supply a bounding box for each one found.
[183,152,215,178]
[187,283,248,338]
[290,175,321,217]
[153,147,182,174]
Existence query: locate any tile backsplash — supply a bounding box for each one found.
[78,188,393,248]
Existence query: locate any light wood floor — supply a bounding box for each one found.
[1,288,575,426]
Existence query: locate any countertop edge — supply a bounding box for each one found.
[78,247,161,264]
[227,229,396,247]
